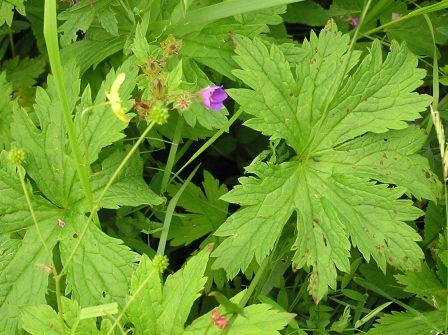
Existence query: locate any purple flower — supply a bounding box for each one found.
[349,17,360,28]
[200,86,228,110]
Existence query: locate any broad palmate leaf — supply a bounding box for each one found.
[0,59,162,332]
[212,21,440,302]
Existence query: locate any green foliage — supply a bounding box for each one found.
[2,1,448,334]
[127,248,210,335]
[212,21,440,302]
[0,0,26,26]
[167,170,228,246]
[0,56,162,331]
[185,292,293,335]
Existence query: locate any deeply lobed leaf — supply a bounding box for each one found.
[212,20,440,302]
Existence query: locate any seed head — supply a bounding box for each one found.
[153,254,169,273]
[160,34,182,57]
[174,93,192,111]
[8,148,26,166]
[148,107,169,125]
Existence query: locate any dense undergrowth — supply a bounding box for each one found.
[1,0,448,334]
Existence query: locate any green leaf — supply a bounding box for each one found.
[0,0,26,26]
[127,255,163,335]
[423,202,444,245]
[185,301,293,335]
[60,219,137,307]
[88,149,163,209]
[3,56,46,92]
[395,263,445,307]
[80,302,118,319]
[167,170,228,246]
[180,0,301,25]
[60,36,127,75]
[126,248,211,335]
[180,7,286,80]
[61,297,98,334]
[212,22,439,302]
[367,310,445,335]
[0,151,61,234]
[58,0,119,46]
[380,5,448,58]
[158,248,210,335]
[21,305,64,334]
[0,223,59,333]
[181,59,229,130]
[0,72,14,148]
[208,291,246,316]
[74,56,140,165]
[167,60,183,93]
[283,2,331,26]
[132,22,153,64]
[12,61,81,208]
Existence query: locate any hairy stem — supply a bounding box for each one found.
[43,0,99,225]
[18,167,65,333]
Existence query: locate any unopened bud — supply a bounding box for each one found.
[160,34,182,57]
[8,148,26,166]
[153,254,169,273]
[148,107,169,125]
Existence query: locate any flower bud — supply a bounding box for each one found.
[8,148,26,166]
[160,34,182,57]
[153,254,169,273]
[148,107,169,125]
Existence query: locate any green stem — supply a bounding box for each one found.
[363,1,448,38]
[109,172,203,335]
[220,256,271,335]
[43,0,98,225]
[444,183,448,333]
[175,140,192,165]
[169,109,243,185]
[58,121,156,277]
[422,9,439,136]
[157,164,200,255]
[160,116,184,194]
[106,269,158,335]
[8,31,15,58]
[421,13,446,331]
[18,167,65,333]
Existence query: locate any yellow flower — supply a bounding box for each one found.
[106,73,129,122]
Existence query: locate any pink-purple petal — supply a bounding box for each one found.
[211,87,228,102]
[209,102,224,110]
[200,86,227,110]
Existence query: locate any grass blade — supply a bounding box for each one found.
[181,0,304,25]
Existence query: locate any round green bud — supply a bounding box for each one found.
[153,254,169,273]
[8,148,26,166]
[148,107,169,125]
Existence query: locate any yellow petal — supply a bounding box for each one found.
[114,109,130,123]
[110,73,126,95]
